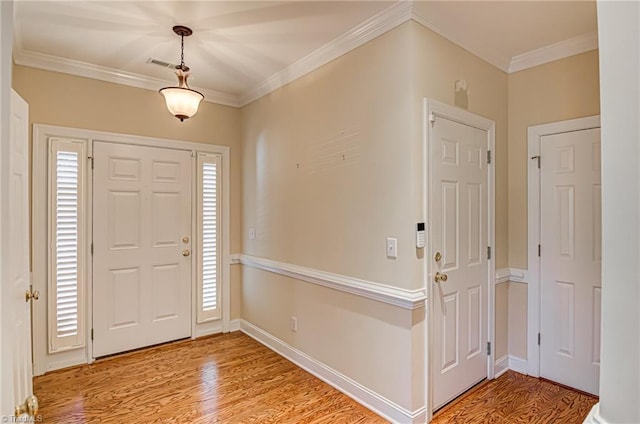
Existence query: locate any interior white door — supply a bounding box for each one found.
[2,90,36,417]
[93,142,192,357]
[431,116,488,410]
[540,128,601,395]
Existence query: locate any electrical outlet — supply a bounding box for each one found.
[290,316,298,332]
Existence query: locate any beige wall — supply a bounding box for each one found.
[410,21,509,359]
[11,64,243,255]
[507,50,600,269]
[506,51,600,359]
[241,23,422,412]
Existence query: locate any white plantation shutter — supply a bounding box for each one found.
[197,153,221,322]
[48,139,86,352]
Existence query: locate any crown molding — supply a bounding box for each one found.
[410,9,513,72]
[12,2,599,109]
[238,1,412,107]
[508,31,598,73]
[12,49,241,107]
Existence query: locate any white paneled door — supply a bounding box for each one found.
[4,90,36,417]
[431,116,488,410]
[540,128,601,395]
[93,143,192,358]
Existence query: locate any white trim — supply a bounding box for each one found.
[12,2,598,109]
[424,99,496,419]
[230,253,241,265]
[240,319,426,424]
[584,404,609,424]
[12,49,240,107]
[238,254,425,310]
[494,354,509,378]
[238,1,412,106]
[508,355,528,375]
[228,318,241,332]
[508,32,598,73]
[32,124,232,373]
[495,267,528,285]
[527,115,601,377]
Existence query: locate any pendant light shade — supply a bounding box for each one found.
[160,26,204,122]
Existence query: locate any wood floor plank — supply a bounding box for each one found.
[432,370,598,424]
[34,333,597,423]
[34,332,387,423]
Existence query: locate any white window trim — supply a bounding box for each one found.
[197,153,222,323]
[47,138,87,353]
[32,124,231,375]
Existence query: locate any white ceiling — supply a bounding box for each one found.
[13,1,598,107]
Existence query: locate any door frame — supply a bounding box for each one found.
[32,124,231,375]
[526,115,600,377]
[424,99,496,419]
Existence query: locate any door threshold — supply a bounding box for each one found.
[433,378,488,416]
[94,337,192,362]
[539,377,599,399]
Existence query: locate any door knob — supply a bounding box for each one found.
[182,250,191,257]
[25,289,39,302]
[434,272,448,283]
[15,394,38,417]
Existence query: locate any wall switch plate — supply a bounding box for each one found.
[248,227,256,240]
[386,238,397,258]
[290,316,298,332]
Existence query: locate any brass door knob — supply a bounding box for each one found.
[15,395,38,417]
[434,272,448,283]
[182,250,191,257]
[25,289,40,302]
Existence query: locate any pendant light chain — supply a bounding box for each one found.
[180,34,185,70]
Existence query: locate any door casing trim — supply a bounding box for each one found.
[424,99,496,420]
[526,115,601,377]
[32,124,231,375]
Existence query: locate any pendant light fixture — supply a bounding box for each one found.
[159,25,204,121]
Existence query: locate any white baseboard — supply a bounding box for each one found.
[508,355,528,375]
[494,354,509,378]
[239,319,425,424]
[584,404,609,424]
[228,318,241,332]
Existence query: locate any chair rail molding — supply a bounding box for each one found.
[237,254,426,310]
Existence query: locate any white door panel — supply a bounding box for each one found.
[93,142,192,357]
[3,90,35,416]
[540,128,601,395]
[432,117,488,409]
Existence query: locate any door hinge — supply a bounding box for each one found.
[538,333,541,346]
[429,113,436,127]
[91,242,93,255]
[91,328,94,341]
[487,150,492,164]
[531,155,540,169]
[89,156,94,169]
[487,246,492,260]
[538,244,541,257]
[487,342,491,356]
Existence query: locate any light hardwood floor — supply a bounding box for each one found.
[432,371,598,424]
[34,332,597,423]
[34,332,385,423]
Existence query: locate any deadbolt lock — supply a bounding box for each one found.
[435,252,442,262]
[182,236,189,244]
[25,289,40,302]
